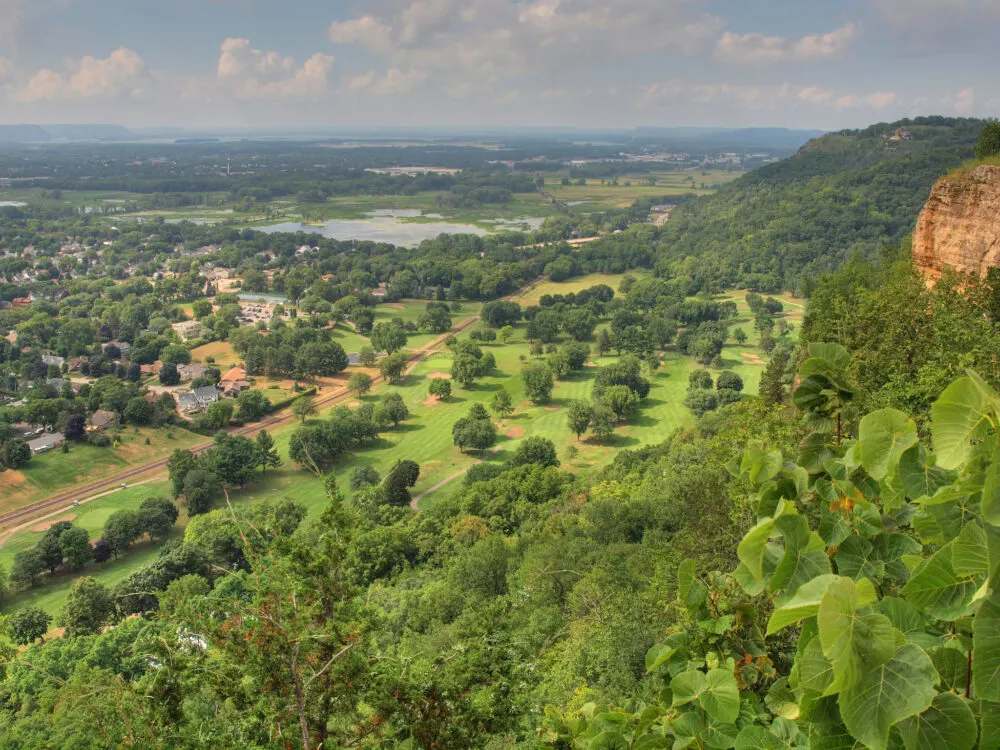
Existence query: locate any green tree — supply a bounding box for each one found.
[358,346,377,366]
[510,437,559,468]
[167,448,198,498]
[210,432,258,488]
[371,321,408,354]
[159,361,180,385]
[205,399,235,429]
[976,119,1000,160]
[7,606,52,645]
[601,384,640,422]
[384,459,420,506]
[490,389,514,419]
[59,577,114,637]
[237,389,271,421]
[349,465,380,491]
[567,400,592,440]
[9,548,45,588]
[183,468,222,516]
[428,378,452,400]
[379,352,407,383]
[595,328,612,356]
[375,392,409,427]
[499,325,515,344]
[590,402,616,441]
[137,497,179,540]
[123,396,154,425]
[347,372,373,397]
[292,396,318,423]
[451,353,481,388]
[103,510,140,559]
[522,363,554,404]
[59,526,92,569]
[255,430,282,477]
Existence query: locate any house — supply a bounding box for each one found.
[89,409,119,431]
[67,356,88,372]
[103,340,131,356]
[172,320,202,341]
[177,363,208,381]
[222,380,251,398]
[10,422,44,439]
[11,297,31,308]
[46,378,69,391]
[219,366,247,384]
[41,354,64,368]
[177,386,219,412]
[140,362,163,376]
[371,283,389,298]
[28,432,65,455]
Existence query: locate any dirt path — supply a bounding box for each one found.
[410,446,504,509]
[0,277,544,532]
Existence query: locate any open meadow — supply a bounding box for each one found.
[543,170,740,210]
[0,275,781,618]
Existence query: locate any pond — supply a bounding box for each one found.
[258,209,544,247]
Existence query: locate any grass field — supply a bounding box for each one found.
[0,426,204,516]
[543,170,740,210]
[0,276,776,619]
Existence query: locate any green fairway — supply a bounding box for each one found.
[0,274,774,620]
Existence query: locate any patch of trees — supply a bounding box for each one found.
[288,400,407,471]
[683,368,745,416]
[230,324,348,378]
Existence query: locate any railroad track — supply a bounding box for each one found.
[0,284,537,531]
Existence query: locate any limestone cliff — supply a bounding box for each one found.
[913,165,1000,282]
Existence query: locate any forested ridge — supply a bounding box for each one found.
[655,117,984,292]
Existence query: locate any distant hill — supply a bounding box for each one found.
[44,124,136,140]
[655,116,985,292]
[632,126,826,153]
[0,125,51,143]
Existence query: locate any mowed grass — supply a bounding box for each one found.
[0,426,204,516]
[0,276,773,618]
[518,273,643,307]
[543,170,740,210]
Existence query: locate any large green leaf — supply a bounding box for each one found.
[982,448,1000,527]
[838,643,939,750]
[898,444,956,500]
[798,634,835,695]
[738,517,777,584]
[800,432,840,475]
[952,522,989,578]
[699,669,740,724]
[901,543,979,621]
[973,590,1000,702]
[671,670,708,708]
[805,342,852,371]
[734,726,791,750]
[931,375,1000,471]
[770,514,832,597]
[858,408,918,481]
[896,692,977,750]
[835,535,885,582]
[767,574,842,635]
[818,577,896,691]
[677,559,708,611]
[978,700,1000,750]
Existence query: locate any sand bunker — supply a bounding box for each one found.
[31,514,76,533]
[544,403,563,411]
[423,396,442,407]
[387,303,406,310]
[2,470,26,486]
[347,401,361,408]
[427,372,452,380]
[505,427,526,438]
[583,362,597,367]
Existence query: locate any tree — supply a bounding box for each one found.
[210,433,258,488]
[37,533,64,574]
[295,341,348,377]
[565,401,593,441]
[124,396,154,425]
[183,468,222,516]
[716,371,744,392]
[418,302,452,333]
[205,399,234,429]
[510,437,559,468]
[255,430,282,477]
[60,577,114,637]
[384,460,420,506]
[159,362,180,385]
[491,389,514,419]
[589,402,616,441]
[683,388,718,417]
[522,363,554,404]
[292,396,317,423]
[732,327,748,345]
[167,448,198,498]
[453,418,497,454]
[689,369,714,389]
[451,353,481,388]
[103,510,140,559]
[350,465,380,491]
[237,389,271,421]
[977,119,1000,160]
[601,385,640,422]
[8,606,52,645]
[428,378,452,400]
[358,346,377,366]
[59,526,92,569]
[9,548,45,588]
[348,372,373,397]
[64,412,86,440]
[137,497,179,540]
[161,344,191,365]
[375,392,409,427]
[191,299,213,318]
[371,321,408,354]
[595,328,612,356]
[759,348,791,406]
[379,352,407,383]
[499,325,515,344]
[92,538,112,564]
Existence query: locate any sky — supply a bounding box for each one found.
[0,0,994,131]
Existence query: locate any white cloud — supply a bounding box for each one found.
[212,38,334,99]
[13,48,149,102]
[715,23,857,63]
[346,67,427,96]
[639,79,900,114]
[955,87,976,113]
[329,0,725,78]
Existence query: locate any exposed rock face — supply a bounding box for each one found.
[913,165,1000,282]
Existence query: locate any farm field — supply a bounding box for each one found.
[543,170,740,210]
[0,274,774,619]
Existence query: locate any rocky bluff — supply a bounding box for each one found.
[913,164,1000,282]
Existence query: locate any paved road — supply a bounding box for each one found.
[0,278,544,531]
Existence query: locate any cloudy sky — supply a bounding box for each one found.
[0,0,994,130]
